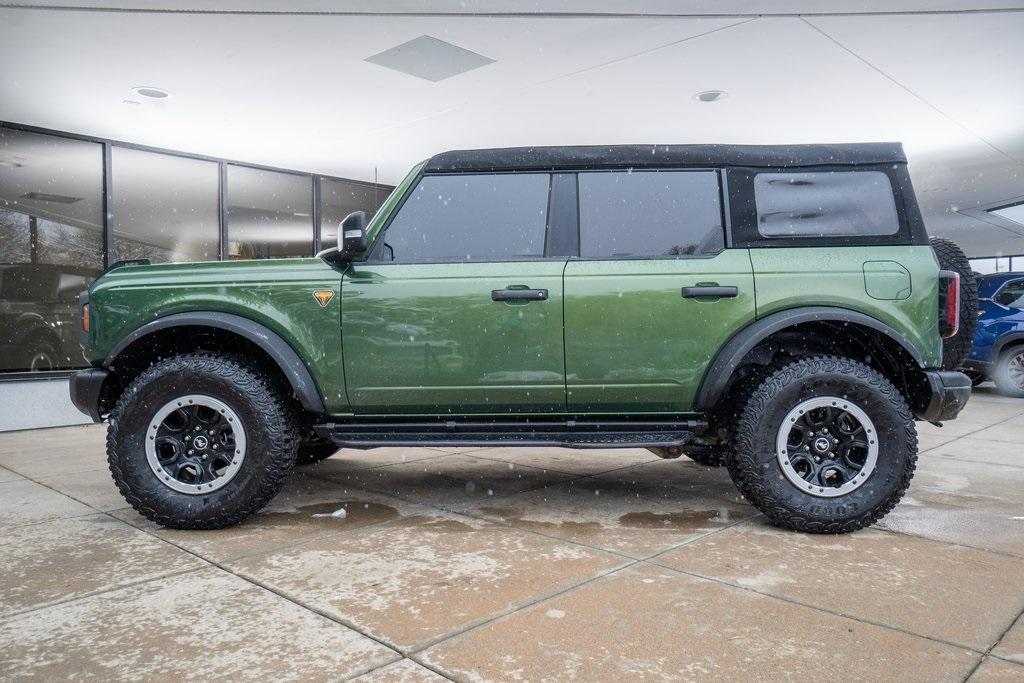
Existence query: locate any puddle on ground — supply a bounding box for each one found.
[474,506,731,534]
[618,510,730,529]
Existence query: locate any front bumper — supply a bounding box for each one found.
[916,370,972,422]
[69,368,109,423]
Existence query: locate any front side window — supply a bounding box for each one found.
[377,173,550,262]
[995,280,1024,309]
[754,171,899,238]
[578,170,723,258]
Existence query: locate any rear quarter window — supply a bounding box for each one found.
[753,171,899,238]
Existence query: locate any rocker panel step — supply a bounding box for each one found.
[314,418,704,450]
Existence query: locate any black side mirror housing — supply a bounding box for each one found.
[321,211,368,264]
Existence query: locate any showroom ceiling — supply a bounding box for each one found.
[0,1,1022,255]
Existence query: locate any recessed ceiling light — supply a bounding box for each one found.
[694,90,728,103]
[131,86,171,99]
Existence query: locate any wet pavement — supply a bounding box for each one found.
[1,386,1023,681]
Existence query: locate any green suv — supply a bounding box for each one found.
[70,143,971,533]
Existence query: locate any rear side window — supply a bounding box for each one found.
[995,280,1024,309]
[378,173,549,262]
[578,170,723,258]
[754,171,899,238]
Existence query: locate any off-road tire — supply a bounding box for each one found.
[107,353,299,529]
[296,439,339,466]
[727,355,917,534]
[994,345,1024,398]
[930,237,978,370]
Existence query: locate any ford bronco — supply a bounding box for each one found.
[70,143,972,533]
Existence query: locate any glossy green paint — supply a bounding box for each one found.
[563,250,756,412]
[86,258,351,412]
[341,260,567,413]
[749,245,942,367]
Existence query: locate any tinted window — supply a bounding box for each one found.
[754,171,899,238]
[0,128,103,372]
[578,171,722,258]
[227,166,313,259]
[995,280,1024,309]
[380,173,549,262]
[320,178,390,251]
[113,148,220,263]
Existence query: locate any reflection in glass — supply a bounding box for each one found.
[227,166,313,259]
[320,178,388,251]
[113,147,219,263]
[579,171,723,258]
[754,171,899,238]
[379,174,550,263]
[0,128,103,371]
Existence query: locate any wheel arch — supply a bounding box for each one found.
[993,332,1024,360]
[696,306,927,414]
[104,312,326,414]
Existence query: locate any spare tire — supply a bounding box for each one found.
[930,237,978,370]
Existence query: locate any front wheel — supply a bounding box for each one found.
[107,354,299,529]
[727,355,917,534]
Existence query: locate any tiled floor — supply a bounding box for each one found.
[2,386,1023,681]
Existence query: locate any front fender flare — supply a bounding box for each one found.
[106,311,326,414]
[695,306,926,412]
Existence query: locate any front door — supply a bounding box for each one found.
[563,169,756,413]
[341,171,568,414]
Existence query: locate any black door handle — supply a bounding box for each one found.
[682,286,738,299]
[492,288,548,302]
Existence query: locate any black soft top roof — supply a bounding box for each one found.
[424,143,906,173]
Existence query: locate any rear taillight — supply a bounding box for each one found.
[81,303,89,333]
[938,270,960,339]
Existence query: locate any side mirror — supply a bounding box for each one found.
[321,211,368,264]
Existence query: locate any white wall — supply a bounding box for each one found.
[0,378,92,432]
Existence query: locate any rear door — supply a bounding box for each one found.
[341,172,569,414]
[563,169,755,413]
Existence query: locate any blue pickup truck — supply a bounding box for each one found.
[964,272,1024,397]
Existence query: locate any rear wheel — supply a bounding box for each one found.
[727,355,916,533]
[994,346,1024,398]
[107,354,299,529]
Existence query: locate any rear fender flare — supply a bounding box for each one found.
[695,306,926,412]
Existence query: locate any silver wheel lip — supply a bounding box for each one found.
[145,394,246,495]
[775,395,879,499]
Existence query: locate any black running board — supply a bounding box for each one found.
[314,418,705,449]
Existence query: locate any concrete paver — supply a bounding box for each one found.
[656,523,1024,649]
[0,514,203,618]
[0,479,94,529]
[228,509,627,651]
[968,658,1024,682]
[0,568,398,680]
[993,613,1024,665]
[422,564,979,681]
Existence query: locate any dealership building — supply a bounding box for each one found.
[0,122,391,430]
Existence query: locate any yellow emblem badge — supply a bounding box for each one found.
[312,290,335,307]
